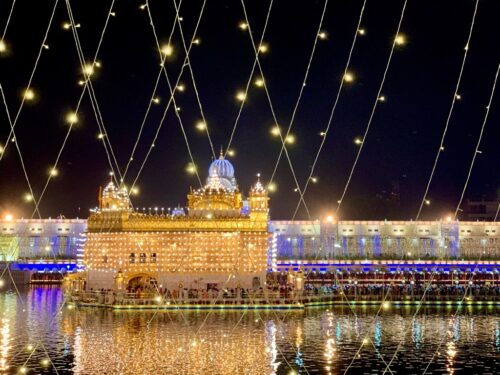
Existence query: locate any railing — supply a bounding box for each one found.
[68,289,500,306]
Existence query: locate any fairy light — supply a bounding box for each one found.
[270,125,280,137]
[26,345,34,351]
[425,199,431,205]
[0,279,4,287]
[343,72,355,83]
[254,78,265,87]
[310,177,318,183]
[131,187,139,196]
[227,149,235,157]
[354,138,363,145]
[161,44,174,56]
[378,95,386,102]
[97,133,105,139]
[139,4,147,10]
[62,22,71,30]
[78,80,85,86]
[176,84,186,92]
[235,91,246,102]
[49,168,58,177]
[23,88,35,101]
[152,97,160,104]
[395,33,406,46]
[66,112,78,124]
[0,40,7,53]
[95,61,102,68]
[238,21,248,30]
[42,44,49,50]
[258,43,269,53]
[186,163,197,174]
[41,359,50,367]
[318,31,328,40]
[455,94,462,100]
[4,214,13,222]
[382,301,390,309]
[83,63,94,77]
[358,28,366,35]
[193,38,201,45]
[285,134,296,144]
[24,193,33,202]
[0,145,4,154]
[195,121,206,131]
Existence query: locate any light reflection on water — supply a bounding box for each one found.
[0,286,499,374]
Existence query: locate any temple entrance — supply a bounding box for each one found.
[127,274,157,292]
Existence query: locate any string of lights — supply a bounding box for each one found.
[0,0,17,45]
[289,0,367,220]
[454,63,499,218]
[129,0,206,189]
[239,0,313,220]
[121,0,185,182]
[415,0,480,220]
[0,0,59,163]
[0,85,41,219]
[224,0,274,156]
[132,0,206,188]
[267,0,329,186]
[334,0,408,218]
[171,0,216,159]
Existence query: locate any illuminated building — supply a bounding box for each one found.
[0,218,86,262]
[84,154,269,290]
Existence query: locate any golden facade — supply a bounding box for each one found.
[84,155,269,290]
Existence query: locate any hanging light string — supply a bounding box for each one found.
[238,0,313,219]
[334,0,408,218]
[31,0,117,223]
[65,0,123,185]
[454,63,499,218]
[224,0,274,155]
[171,0,216,159]
[129,0,207,190]
[121,0,185,182]
[267,0,329,185]
[0,0,59,162]
[289,0,367,220]
[0,0,17,43]
[0,85,42,219]
[415,0,480,220]
[495,202,500,221]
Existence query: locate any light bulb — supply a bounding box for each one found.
[344,72,355,83]
[235,91,246,102]
[66,112,78,124]
[161,44,173,56]
[23,88,35,101]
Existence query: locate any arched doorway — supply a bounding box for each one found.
[127,274,157,291]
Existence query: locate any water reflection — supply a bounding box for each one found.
[0,287,498,374]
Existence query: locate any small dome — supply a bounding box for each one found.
[208,154,234,180]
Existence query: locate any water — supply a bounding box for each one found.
[0,286,499,374]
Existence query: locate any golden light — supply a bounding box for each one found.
[24,193,33,202]
[362,338,369,345]
[97,133,105,139]
[285,134,296,144]
[0,279,5,287]
[425,199,431,205]
[270,125,280,137]
[161,44,174,56]
[258,43,269,53]
[267,182,277,193]
[152,97,160,104]
[195,121,206,131]
[41,359,50,367]
[131,186,139,196]
[395,34,406,46]
[358,28,366,35]
[343,72,355,83]
[78,80,85,86]
[62,22,71,30]
[319,131,326,136]
[382,301,390,309]
[378,95,386,102]
[176,83,185,92]
[227,149,235,157]
[44,246,50,251]
[26,345,34,351]
[238,21,248,30]
[354,137,363,145]
[326,215,334,223]
[455,94,462,100]
[0,144,4,154]
[186,163,197,174]
[318,31,328,40]
[446,216,452,222]
[193,38,201,45]
[24,88,35,101]
[82,63,94,77]
[139,4,147,10]
[254,77,265,87]
[49,168,58,177]
[235,91,246,102]
[4,214,13,222]
[19,366,28,374]
[0,40,7,53]
[43,44,50,50]
[310,176,318,183]
[66,112,78,124]
[95,61,102,68]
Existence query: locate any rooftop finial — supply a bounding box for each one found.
[220,146,224,158]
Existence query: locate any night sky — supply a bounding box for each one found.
[0,0,498,221]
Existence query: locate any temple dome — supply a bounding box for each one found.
[208,154,234,180]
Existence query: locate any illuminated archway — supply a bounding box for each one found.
[126,273,157,290]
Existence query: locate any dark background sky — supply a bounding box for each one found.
[0,0,498,221]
